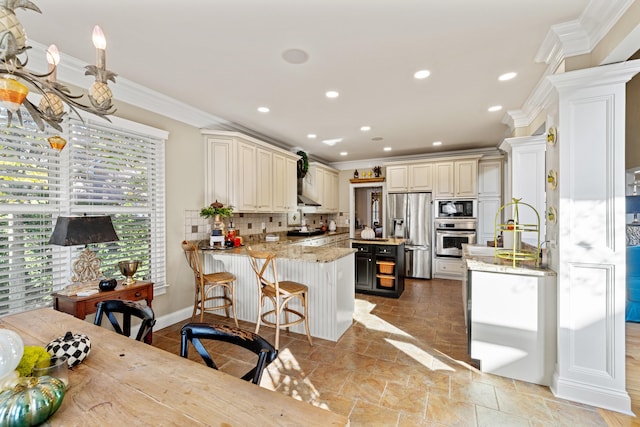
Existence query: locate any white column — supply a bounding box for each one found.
[548,60,640,414]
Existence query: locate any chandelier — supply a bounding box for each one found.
[0,0,117,151]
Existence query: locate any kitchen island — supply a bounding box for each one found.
[201,240,355,342]
[351,238,406,298]
[463,244,557,385]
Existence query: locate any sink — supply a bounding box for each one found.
[465,245,495,257]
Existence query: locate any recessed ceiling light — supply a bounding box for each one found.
[414,69,431,79]
[307,134,317,139]
[257,106,270,113]
[498,72,517,81]
[282,48,309,64]
[432,141,442,146]
[383,147,392,151]
[371,137,384,141]
[322,138,342,146]
[488,105,502,112]
[340,152,348,156]
[325,91,339,98]
[360,126,371,131]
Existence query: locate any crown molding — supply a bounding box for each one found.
[28,42,232,130]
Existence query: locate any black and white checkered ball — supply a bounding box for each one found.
[46,331,91,367]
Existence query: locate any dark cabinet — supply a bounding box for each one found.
[352,243,405,298]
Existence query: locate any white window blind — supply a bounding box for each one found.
[0,112,167,316]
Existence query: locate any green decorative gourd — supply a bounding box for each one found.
[0,376,66,427]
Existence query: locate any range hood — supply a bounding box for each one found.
[297,178,321,207]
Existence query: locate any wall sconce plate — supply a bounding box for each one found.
[547,170,557,190]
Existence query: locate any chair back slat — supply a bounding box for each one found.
[247,248,281,295]
[95,299,156,343]
[180,323,278,385]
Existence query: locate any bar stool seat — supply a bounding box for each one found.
[247,247,312,350]
[182,241,238,326]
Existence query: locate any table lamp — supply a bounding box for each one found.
[49,215,119,283]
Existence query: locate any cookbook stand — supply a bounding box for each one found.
[494,198,541,267]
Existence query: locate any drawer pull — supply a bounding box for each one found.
[135,292,141,297]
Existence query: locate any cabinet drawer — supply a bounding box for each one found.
[87,287,151,310]
[353,244,372,253]
[376,245,396,256]
[435,258,464,274]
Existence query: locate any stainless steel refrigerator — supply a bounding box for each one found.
[387,192,432,279]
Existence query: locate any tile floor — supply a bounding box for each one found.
[153,278,639,426]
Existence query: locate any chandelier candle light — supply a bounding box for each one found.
[0,0,117,151]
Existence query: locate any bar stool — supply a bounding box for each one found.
[182,241,238,326]
[246,247,312,350]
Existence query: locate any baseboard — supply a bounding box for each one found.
[551,372,633,415]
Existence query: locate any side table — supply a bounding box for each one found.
[52,280,154,343]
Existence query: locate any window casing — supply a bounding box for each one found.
[0,111,167,316]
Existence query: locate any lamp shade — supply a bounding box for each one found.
[49,215,119,246]
[627,196,640,215]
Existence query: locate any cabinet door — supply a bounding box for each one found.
[386,166,408,192]
[284,157,298,211]
[323,170,338,212]
[478,160,502,197]
[455,160,478,197]
[272,153,286,212]
[434,162,454,198]
[256,148,272,211]
[409,163,433,191]
[204,137,233,207]
[478,198,501,245]
[235,141,257,211]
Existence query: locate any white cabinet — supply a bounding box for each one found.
[478,159,502,198]
[434,159,478,198]
[499,135,545,245]
[272,155,297,212]
[434,162,454,198]
[434,257,465,279]
[203,137,233,207]
[235,140,258,211]
[455,160,478,198]
[410,163,433,191]
[203,130,299,213]
[256,148,273,212]
[386,166,408,192]
[477,198,501,245]
[302,162,339,213]
[386,163,433,192]
[477,158,503,244]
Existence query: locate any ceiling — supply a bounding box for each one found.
[18,0,595,164]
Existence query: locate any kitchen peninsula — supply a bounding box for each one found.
[200,232,355,342]
[463,244,557,385]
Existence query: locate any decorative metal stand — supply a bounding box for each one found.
[494,198,541,267]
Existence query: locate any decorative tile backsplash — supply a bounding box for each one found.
[183,210,340,242]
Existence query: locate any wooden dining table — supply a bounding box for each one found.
[1,308,349,426]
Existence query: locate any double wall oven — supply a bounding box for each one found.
[434,200,477,258]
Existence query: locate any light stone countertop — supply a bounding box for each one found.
[200,240,355,263]
[463,244,556,277]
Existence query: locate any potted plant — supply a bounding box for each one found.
[200,201,233,236]
[200,200,234,219]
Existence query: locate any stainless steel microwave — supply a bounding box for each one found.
[435,199,476,218]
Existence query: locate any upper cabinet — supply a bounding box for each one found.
[434,158,478,199]
[478,159,503,198]
[202,130,299,213]
[302,162,339,213]
[386,163,433,193]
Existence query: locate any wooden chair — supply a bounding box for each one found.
[180,323,278,385]
[94,299,156,344]
[246,247,312,350]
[182,241,238,326]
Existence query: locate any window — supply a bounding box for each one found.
[0,111,167,316]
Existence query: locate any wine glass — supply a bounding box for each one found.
[118,260,139,285]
